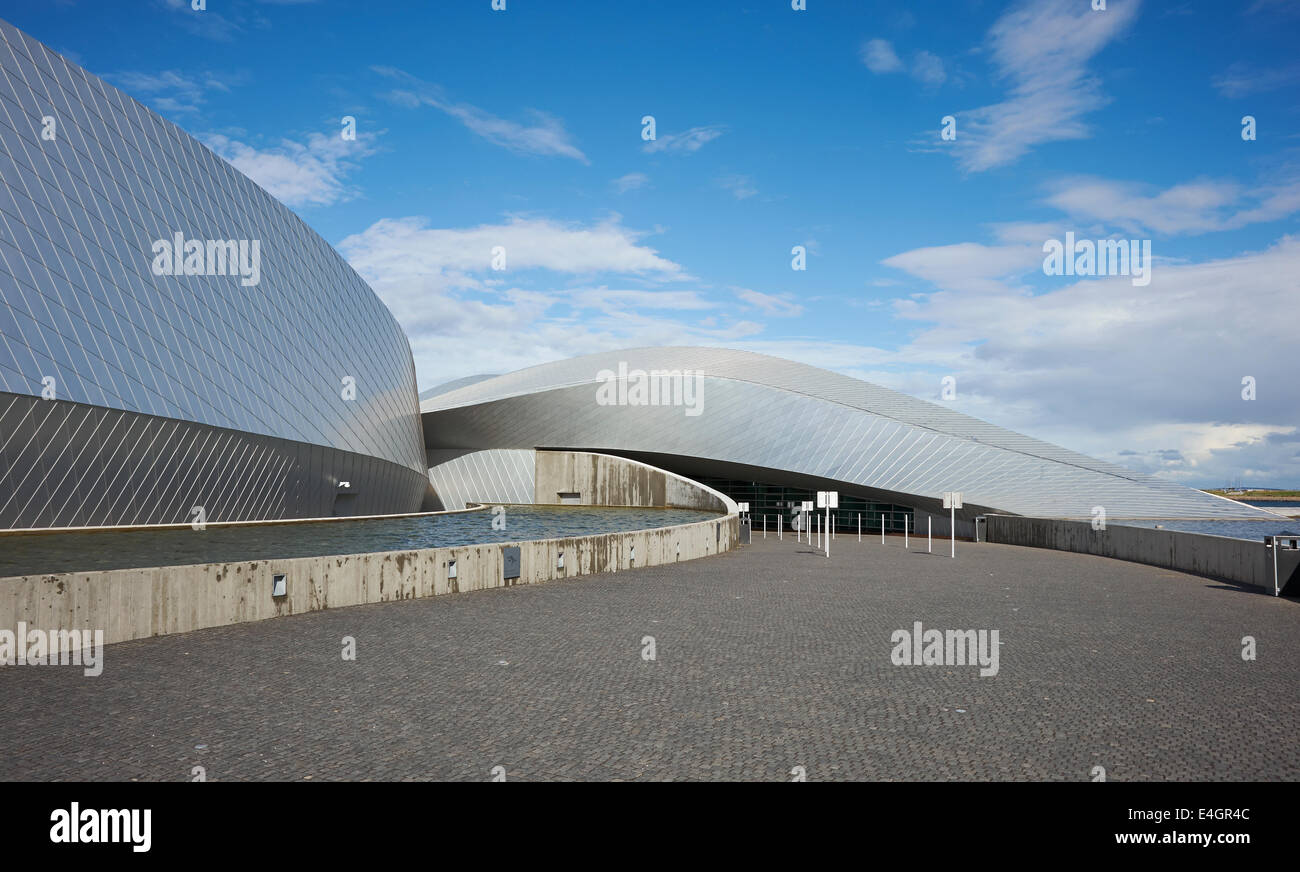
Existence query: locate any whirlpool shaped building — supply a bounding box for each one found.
[0,19,429,528]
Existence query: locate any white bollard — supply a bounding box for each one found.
[858,513,861,542]
[764,514,767,539]
[881,513,885,545]
[905,514,909,549]
[928,516,932,554]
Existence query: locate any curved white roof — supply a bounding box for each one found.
[422,346,1277,520]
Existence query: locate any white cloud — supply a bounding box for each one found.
[642,125,726,154]
[911,51,947,87]
[1213,62,1300,97]
[374,67,587,162]
[945,0,1141,172]
[716,174,757,200]
[204,130,375,208]
[158,0,242,41]
[1046,175,1300,235]
[878,232,1300,485]
[340,215,684,291]
[109,69,233,114]
[860,39,903,73]
[882,241,1040,296]
[731,287,803,317]
[861,39,947,87]
[611,172,650,193]
[335,216,789,388]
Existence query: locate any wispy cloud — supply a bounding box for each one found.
[1212,62,1300,98]
[860,39,947,87]
[716,174,757,200]
[204,129,377,208]
[731,287,803,317]
[944,0,1141,172]
[158,0,242,41]
[374,67,588,162]
[911,51,947,87]
[860,39,903,73]
[642,125,726,154]
[336,216,774,382]
[339,215,685,300]
[880,230,1300,485]
[108,69,237,114]
[611,172,650,193]
[1046,174,1300,235]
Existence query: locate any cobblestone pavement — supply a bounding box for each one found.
[2,534,1296,781]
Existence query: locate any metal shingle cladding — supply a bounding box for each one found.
[0,19,424,476]
[422,347,1278,520]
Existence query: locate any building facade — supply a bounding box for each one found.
[0,20,429,528]
[420,347,1278,527]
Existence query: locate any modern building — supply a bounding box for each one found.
[0,19,430,528]
[0,20,1277,534]
[421,347,1280,531]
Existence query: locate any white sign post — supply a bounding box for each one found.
[817,491,838,558]
[942,492,963,559]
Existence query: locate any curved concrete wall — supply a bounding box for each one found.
[0,452,739,646]
[0,512,738,647]
[983,515,1299,595]
[534,450,735,512]
[426,447,737,514]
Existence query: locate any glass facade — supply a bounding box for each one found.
[691,476,914,533]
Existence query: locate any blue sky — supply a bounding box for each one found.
[7,0,1298,487]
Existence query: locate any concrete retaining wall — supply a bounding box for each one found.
[0,450,739,647]
[983,515,1298,594]
[0,514,738,647]
[534,450,731,511]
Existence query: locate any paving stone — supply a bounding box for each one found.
[0,536,1294,781]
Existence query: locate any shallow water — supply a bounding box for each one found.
[1113,518,1300,541]
[0,505,722,576]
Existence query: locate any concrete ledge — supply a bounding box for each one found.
[0,453,739,648]
[0,513,738,648]
[984,515,1299,595]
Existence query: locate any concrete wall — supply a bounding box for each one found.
[915,510,976,540]
[984,515,1299,594]
[534,450,734,512]
[0,514,738,647]
[0,451,739,648]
